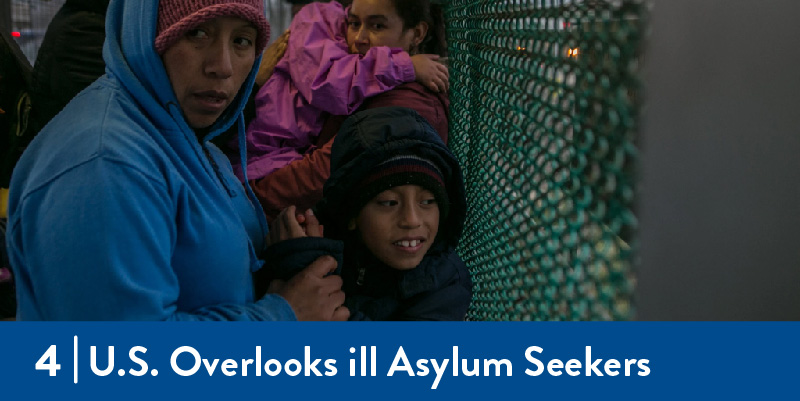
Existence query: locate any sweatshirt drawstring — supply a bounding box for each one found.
[166,101,237,196]
[238,113,270,241]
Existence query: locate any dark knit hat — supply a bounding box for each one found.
[154,0,270,55]
[350,154,450,219]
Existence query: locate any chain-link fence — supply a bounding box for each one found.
[445,0,645,321]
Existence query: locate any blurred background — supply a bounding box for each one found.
[1,0,294,62]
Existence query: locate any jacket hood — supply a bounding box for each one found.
[103,0,261,143]
[101,0,268,241]
[317,106,466,253]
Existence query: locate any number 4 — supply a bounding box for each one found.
[36,345,61,376]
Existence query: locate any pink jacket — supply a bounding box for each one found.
[234,2,415,180]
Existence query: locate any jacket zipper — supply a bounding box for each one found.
[356,266,366,286]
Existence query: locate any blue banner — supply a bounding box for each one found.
[0,322,797,400]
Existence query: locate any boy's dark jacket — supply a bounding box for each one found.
[264,107,472,320]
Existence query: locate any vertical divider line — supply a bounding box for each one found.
[74,335,78,384]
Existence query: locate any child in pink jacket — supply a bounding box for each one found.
[232,0,448,181]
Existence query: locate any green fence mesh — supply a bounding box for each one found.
[445,0,645,320]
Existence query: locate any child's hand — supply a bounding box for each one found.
[294,208,324,238]
[268,206,323,246]
[411,54,450,93]
[268,205,304,245]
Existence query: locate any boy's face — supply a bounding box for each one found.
[352,185,440,270]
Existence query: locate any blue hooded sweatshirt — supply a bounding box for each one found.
[6,0,296,320]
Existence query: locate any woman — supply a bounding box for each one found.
[251,0,451,220]
[6,0,348,321]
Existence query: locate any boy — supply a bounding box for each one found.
[264,106,472,320]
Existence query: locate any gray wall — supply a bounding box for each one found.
[636,0,800,319]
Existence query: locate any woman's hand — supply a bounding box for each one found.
[255,29,290,86]
[268,206,323,246]
[269,255,350,321]
[411,54,450,93]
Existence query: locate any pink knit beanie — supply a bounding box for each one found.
[154,0,270,55]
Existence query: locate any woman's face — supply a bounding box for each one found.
[346,0,421,55]
[162,17,257,130]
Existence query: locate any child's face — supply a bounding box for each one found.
[346,0,418,55]
[352,185,440,270]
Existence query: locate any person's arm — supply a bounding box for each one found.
[8,157,333,321]
[251,139,333,221]
[255,29,290,87]
[286,2,416,115]
[251,83,452,220]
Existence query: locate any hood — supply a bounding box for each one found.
[316,106,466,253]
[103,0,261,143]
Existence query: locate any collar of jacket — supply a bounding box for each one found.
[345,241,454,299]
